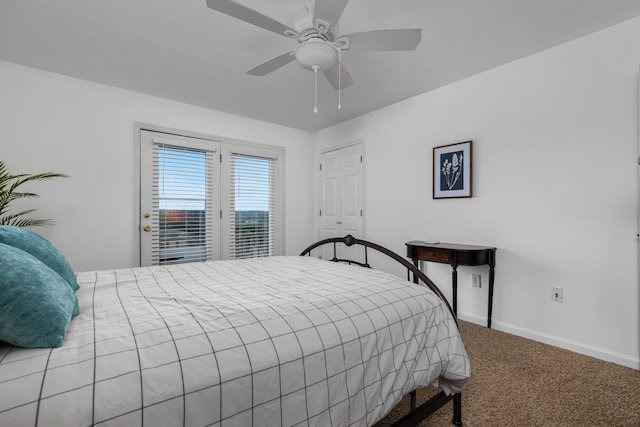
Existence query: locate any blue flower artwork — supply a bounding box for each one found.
[440,150,464,191]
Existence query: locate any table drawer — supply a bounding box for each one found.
[416,248,451,263]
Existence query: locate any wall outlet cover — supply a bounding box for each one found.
[472,273,481,288]
[551,286,564,302]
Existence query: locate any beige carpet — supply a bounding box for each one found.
[375,321,640,426]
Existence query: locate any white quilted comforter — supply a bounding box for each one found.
[0,256,470,427]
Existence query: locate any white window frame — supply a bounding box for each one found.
[221,141,285,260]
[136,124,286,265]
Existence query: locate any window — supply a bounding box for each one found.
[140,130,284,266]
[222,144,284,260]
[154,144,216,265]
[229,153,275,258]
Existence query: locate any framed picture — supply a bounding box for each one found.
[433,140,472,199]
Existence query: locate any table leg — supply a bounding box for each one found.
[412,259,419,284]
[451,265,458,315]
[487,264,495,328]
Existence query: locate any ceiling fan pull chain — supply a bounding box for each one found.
[338,47,342,110]
[313,64,319,113]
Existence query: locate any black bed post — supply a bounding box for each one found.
[452,394,462,426]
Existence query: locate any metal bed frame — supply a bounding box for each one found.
[300,235,463,427]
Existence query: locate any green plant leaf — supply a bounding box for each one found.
[0,160,68,227]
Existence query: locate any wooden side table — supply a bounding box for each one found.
[405,241,497,328]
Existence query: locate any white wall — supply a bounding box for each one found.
[2,16,638,369]
[0,60,314,271]
[315,17,640,368]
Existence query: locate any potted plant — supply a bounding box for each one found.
[0,160,68,227]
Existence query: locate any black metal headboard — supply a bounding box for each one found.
[300,235,457,322]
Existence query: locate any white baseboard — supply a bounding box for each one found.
[456,312,640,370]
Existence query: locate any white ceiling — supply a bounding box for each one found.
[2,0,640,132]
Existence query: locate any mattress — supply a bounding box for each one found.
[0,256,470,426]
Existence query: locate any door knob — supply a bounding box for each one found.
[143,225,151,232]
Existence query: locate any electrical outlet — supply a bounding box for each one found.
[471,273,481,288]
[551,287,564,302]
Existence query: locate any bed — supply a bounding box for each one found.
[0,233,470,427]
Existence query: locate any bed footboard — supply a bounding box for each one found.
[300,235,457,323]
[300,235,463,427]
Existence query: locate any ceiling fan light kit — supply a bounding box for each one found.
[294,39,337,71]
[205,0,422,112]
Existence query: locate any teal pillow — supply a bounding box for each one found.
[0,243,79,348]
[0,225,79,291]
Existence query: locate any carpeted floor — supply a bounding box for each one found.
[375,321,640,426]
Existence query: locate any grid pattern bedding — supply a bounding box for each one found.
[0,256,470,427]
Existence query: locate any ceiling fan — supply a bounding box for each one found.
[205,0,422,111]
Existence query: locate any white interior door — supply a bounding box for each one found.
[140,130,221,266]
[318,144,364,260]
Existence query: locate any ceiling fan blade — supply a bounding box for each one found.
[340,29,422,51]
[313,0,350,32]
[323,61,354,90]
[246,51,296,76]
[205,0,299,38]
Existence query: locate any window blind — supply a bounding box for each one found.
[151,144,216,265]
[229,153,275,259]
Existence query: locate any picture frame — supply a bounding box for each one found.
[433,140,472,199]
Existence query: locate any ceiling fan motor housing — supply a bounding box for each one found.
[294,10,338,42]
